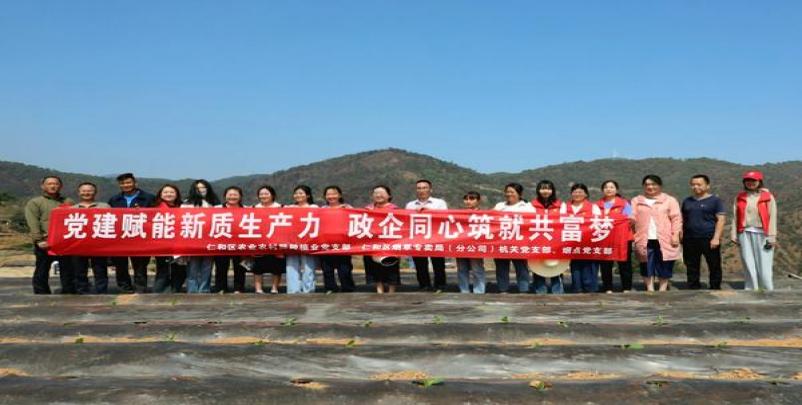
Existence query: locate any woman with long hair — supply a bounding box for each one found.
[530,180,565,294]
[182,180,220,293]
[285,185,319,293]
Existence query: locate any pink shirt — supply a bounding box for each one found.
[630,193,682,261]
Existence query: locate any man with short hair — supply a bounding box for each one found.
[681,174,726,289]
[72,182,111,294]
[24,176,75,294]
[108,173,155,293]
[405,179,449,291]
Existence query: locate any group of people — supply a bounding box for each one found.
[24,170,778,295]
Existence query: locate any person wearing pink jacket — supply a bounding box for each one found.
[630,175,682,292]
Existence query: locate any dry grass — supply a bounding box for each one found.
[372,370,430,381]
[711,368,763,380]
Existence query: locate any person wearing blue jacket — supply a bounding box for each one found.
[108,173,155,293]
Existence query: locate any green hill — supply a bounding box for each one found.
[2,149,801,273]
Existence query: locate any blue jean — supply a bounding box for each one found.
[494,259,530,293]
[639,240,675,279]
[570,260,599,293]
[457,258,485,294]
[286,255,317,294]
[186,257,212,293]
[533,274,564,294]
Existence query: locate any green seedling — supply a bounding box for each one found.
[646,379,669,388]
[529,380,552,391]
[529,341,541,349]
[74,335,84,344]
[432,315,443,325]
[170,297,179,306]
[712,341,728,349]
[652,315,667,326]
[767,380,789,386]
[413,377,444,388]
[282,317,297,327]
[621,342,644,350]
[164,332,177,342]
[558,321,569,328]
[345,339,357,348]
[252,339,267,346]
[362,320,373,328]
[500,316,510,324]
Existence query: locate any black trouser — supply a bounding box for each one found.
[365,256,401,285]
[112,257,150,293]
[214,256,245,292]
[33,246,76,294]
[320,255,355,292]
[599,242,633,291]
[412,256,447,289]
[362,256,375,285]
[682,237,722,289]
[72,256,109,294]
[154,257,187,293]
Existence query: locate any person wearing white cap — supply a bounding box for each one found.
[731,170,777,291]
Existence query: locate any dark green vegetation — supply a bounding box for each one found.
[2,148,801,272]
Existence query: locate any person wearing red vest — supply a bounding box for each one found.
[596,180,634,292]
[731,171,777,291]
[530,180,565,294]
[152,184,186,293]
[561,184,602,293]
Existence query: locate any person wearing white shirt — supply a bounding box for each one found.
[285,185,319,294]
[493,183,535,293]
[405,179,449,290]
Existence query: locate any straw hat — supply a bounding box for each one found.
[528,259,570,278]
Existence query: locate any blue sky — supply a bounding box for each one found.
[1,1,800,179]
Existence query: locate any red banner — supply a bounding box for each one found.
[47,207,631,260]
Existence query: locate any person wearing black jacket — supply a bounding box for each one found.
[108,173,156,293]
